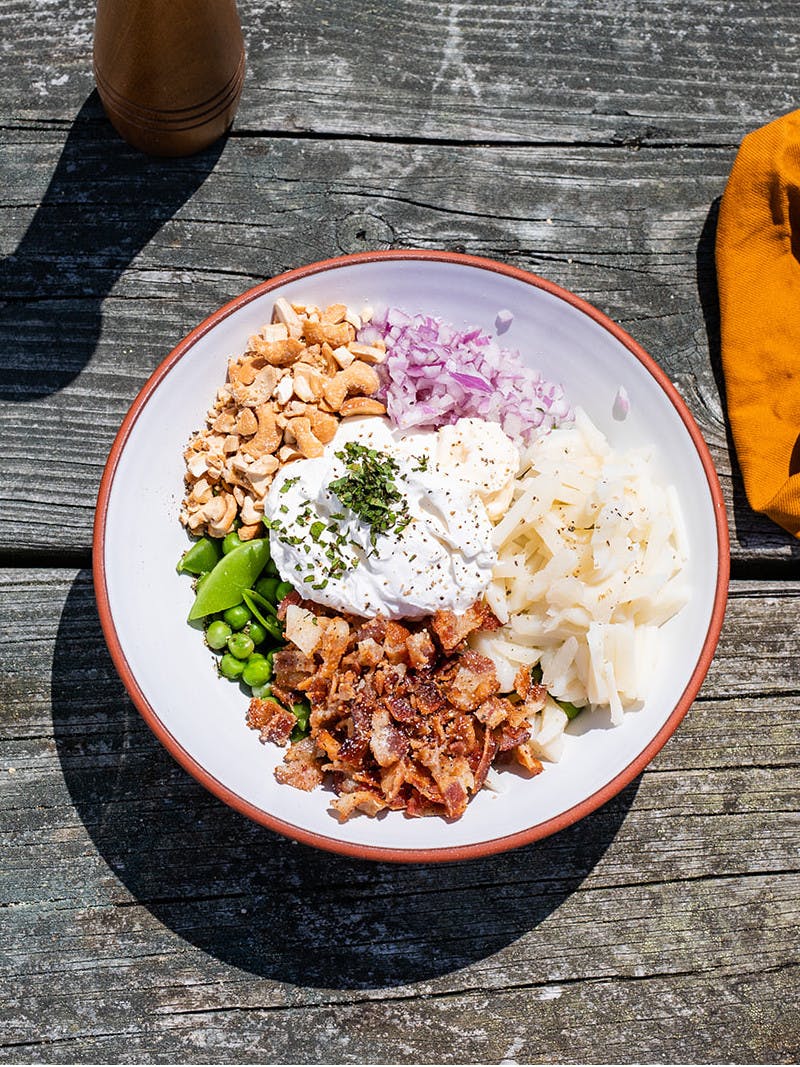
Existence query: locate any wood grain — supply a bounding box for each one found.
[2,0,800,145]
[1,570,797,1062]
[3,1,800,1061]
[1,120,795,560]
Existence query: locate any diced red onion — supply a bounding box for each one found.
[495,308,514,333]
[358,308,573,442]
[613,385,631,420]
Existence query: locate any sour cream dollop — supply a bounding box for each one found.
[264,417,518,620]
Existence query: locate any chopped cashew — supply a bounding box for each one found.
[242,404,282,457]
[323,360,381,411]
[287,417,325,458]
[273,297,304,339]
[339,397,387,417]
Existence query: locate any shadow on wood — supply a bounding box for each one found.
[52,571,637,988]
[0,92,223,402]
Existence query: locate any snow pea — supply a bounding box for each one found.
[241,588,283,639]
[176,535,223,576]
[188,538,271,621]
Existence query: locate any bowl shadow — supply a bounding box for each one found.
[0,91,223,402]
[53,570,638,989]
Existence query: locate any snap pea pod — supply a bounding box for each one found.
[187,538,271,621]
[241,588,283,639]
[177,535,223,576]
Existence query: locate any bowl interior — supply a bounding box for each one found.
[99,255,725,858]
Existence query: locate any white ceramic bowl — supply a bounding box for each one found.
[94,250,729,862]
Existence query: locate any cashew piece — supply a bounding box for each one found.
[292,365,325,403]
[307,407,339,444]
[242,404,281,458]
[339,397,387,418]
[205,493,237,538]
[323,360,381,411]
[287,417,325,458]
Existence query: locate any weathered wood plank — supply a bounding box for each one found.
[1,0,799,146]
[1,570,798,1061]
[1,125,794,559]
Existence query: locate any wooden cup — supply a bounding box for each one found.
[93,0,246,157]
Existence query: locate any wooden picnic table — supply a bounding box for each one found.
[1,1,798,1062]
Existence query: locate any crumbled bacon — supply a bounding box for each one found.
[431,601,501,653]
[246,697,297,746]
[254,598,543,821]
[274,736,325,790]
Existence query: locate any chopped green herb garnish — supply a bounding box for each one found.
[329,441,411,544]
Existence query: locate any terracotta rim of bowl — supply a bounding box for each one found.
[93,249,730,864]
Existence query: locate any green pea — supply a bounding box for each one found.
[247,621,268,646]
[275,581,294,601]
[227,632,255,660]
[265,557,280,577]
[219,653,245,680]
[206,620,232,650]
[223,604,251,630]
[222,530,244,554]
[177,535,223,576]
[242,657,272,688]
[250,682,273,700]
[255,576,280,602]
[187,538,271,621]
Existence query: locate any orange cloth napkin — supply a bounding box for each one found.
[716,109,800,537]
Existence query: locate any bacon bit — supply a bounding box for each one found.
[276,590,302,621]
[475,695,514,728]
[383,620,412,664]
[369,707,408,767]
[266,599,540,820]
[406,629,437,669]
[431,600,501,653]
[246,698,297,746]
[331,789,388,821]
[513,741,545,775]
[274,737,325,790]
[446,649,501,711]
[497,723,531,752]
[273,649,316,689]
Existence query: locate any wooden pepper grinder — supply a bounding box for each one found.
[93,0,246,157]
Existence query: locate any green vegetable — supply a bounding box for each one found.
[177,536,222,576]
[289,698,311,742]
[241,589,283,639]
[255,576,280,603]
[227,632,255,660]
[242,656,272,687]
[247,621,268,646]
[222,530,244,554]
[275,580,294,601]
[206,620,232,650]
[557,697,583,720]
[187,538,271,621]
[219,653,245,679]
[530,664,585,720]
[223,604,252,631]
[250,682,273,700]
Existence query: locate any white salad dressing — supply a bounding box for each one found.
[265,416,519,619]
